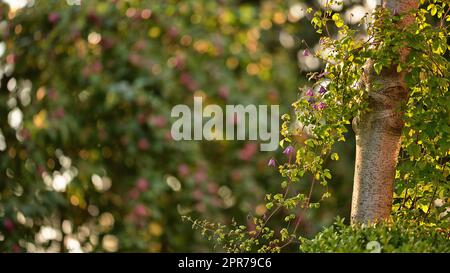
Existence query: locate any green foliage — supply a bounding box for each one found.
[299,217,450,253]
[0,0,308,252]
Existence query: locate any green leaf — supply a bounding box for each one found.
[305,139,315,148]
[280,228,289,241]
[374,62,383,75]
[431,6,437,16]
[332,13,344,28]
[324,169,332,180]
[331,153,339,161]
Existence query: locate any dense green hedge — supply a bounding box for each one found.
[300,217,450,253]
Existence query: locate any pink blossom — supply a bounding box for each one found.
[267,157,276,167]
[48,12,60,24]
[138,138,150,151]
[207,182,219,194]
[52,107,65,119]
[6,54,15,65]
[47,88,58,101]
[231,170,241,182]
[313,102,327,110]
[12,244,21,253]
[180,72,192,85]
[137,113,147,125]
[136,178,149,192]
[128,188,140,200]
[178,164,190,177]
[195,203,206,213]
[134,40,147,50]
[192,189,204,200]
[167,27,179,39]
[239,142,258,161]
[210,197,221,207]
[283,145,295,156]
[194,169,208,183]
[87,11,101,26]
[150,115,167,128]
[133,204,148,218]
[91,61,103,73]
[218,86,229,99]
[128,53,142,66]
[164,131,173,141]
[174,56,185,70]
[36,165,46,176]
[4,218,14,233]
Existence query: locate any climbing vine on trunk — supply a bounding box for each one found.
[351,0,419,224]
[187,0,449,252]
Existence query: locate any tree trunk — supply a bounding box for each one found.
[350,0,419,224]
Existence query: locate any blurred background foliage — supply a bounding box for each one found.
[0,0,375,252]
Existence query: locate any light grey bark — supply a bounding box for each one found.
[350,0,419,224]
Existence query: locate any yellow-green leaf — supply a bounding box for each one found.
[331,153,339,161]
[332,13,344,28]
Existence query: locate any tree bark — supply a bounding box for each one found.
[350,0,419,224]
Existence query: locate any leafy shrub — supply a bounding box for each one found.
[300,217,450,253]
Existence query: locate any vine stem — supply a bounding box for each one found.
[279,177,316,250]
[252,182,291,239]
[424,184,438,220]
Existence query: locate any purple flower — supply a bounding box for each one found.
[313,102,327,110]
[48,12,60,24]
[306,89,314,96]
[283,145,295,156]
[319,86,327,94]
[307,97,315,104]
[302,49,310,57]
[267,158,276,167]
